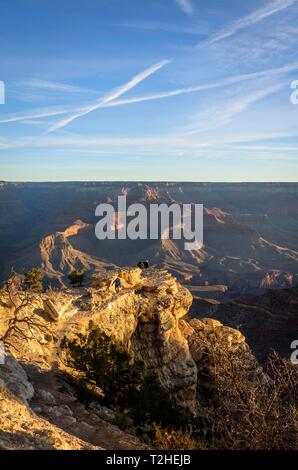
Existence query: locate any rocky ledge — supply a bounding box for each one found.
[0,267,259,448]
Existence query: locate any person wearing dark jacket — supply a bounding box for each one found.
[112,277,122,293]
[137,260,150,270]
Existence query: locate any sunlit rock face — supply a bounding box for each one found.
[90,268,197,413]
[0,349,34,405]
[0,266,258,420]
[180,317,262,406]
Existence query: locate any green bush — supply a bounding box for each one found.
[24,268,43,292]
[68,269,85,287]
[61,323,187,428]
[134,373,187,428]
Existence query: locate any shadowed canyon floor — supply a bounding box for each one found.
[1,182,297,298]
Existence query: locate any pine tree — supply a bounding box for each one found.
[24,268,43,292]
[68,269,85,287]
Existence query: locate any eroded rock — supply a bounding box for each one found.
[0,349,34,405]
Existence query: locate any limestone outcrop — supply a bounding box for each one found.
[91,266,142,290]
[1,267,258,416]
[180,317,261,405]
[0,266,261,449]
[0,387,99,450]
[79,268,197,413]
[0,349,34,405]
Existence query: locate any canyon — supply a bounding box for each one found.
[0,182,297,297]
[1,182,297,448]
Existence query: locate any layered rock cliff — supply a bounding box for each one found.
[207,285,298,363]
[65,267,198,413]
[0,267,259,449]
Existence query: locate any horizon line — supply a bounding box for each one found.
[1,180,298,185]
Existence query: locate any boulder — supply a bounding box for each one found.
[0,349,34,405]
[43,299,59,321]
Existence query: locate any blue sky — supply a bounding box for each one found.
[0,0,298,181]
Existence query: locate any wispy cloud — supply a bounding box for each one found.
[3,130,298,159]
[108,62,298,107]
[48,60,170,132]
[201,0,297,46]
[1,61,297,126]
[118,21,206,35]
[0,105,78,124]
[18,79,98,94]
[175,0,193,15]
[0,140,10,149]
[184,82,286,134]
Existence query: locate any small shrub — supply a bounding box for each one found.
[61,323,187,428]
[24,268,43,292]
[196,340,298,450]
[154,425,206,450]
[114,407,132,430]
[134,373,187,428]
[44,333,52,343]
[68,270,85,287]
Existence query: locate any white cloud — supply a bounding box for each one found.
[201,0,297,46]
[48,59,170,132]
[185,82,286,134]
[1,61,297,127]
[118,20,206,35]
[107,62,298,107]
[3,131,298,162]
[0,141,10,149]
[175,0,193,15]
[0,106,78,124]
[18,79,98,94]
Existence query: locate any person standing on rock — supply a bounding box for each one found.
[112,277,122,293]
